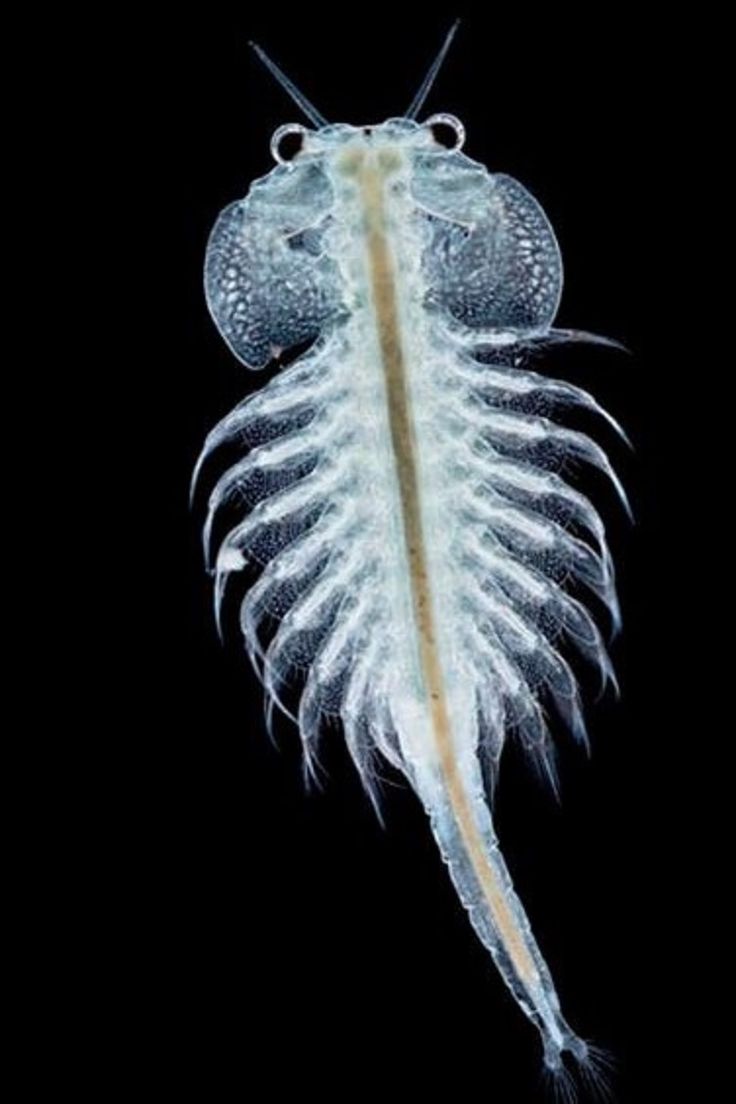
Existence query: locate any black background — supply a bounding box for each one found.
[89,7,698,1101]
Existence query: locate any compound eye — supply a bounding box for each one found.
[271,123,308,163]
[424,113,465,151]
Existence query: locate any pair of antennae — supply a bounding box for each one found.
[249,20,460,128]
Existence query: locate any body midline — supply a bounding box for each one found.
[356,155,539,989]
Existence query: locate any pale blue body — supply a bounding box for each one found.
[194,114,627,1096]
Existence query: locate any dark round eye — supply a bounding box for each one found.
[424,113,465,151]
[270,124,307,164]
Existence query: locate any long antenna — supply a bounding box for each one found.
[406,20,460,120]
[249,41,329,128]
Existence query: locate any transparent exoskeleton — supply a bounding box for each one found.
[194,28,627,1099]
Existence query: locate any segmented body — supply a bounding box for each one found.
[194,116,626,1080]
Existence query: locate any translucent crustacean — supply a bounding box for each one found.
[192,24,628,1097]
